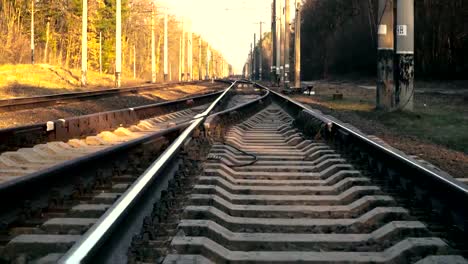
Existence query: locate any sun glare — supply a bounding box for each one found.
[159,0,274,73]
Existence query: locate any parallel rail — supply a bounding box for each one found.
[0,89,223,151]
[1,80,467,263]
[0,81,267,263]
[0,81,205,112]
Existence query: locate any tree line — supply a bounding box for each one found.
[299,0,467,80]
[0,0,229,81]
[251,0,467,81]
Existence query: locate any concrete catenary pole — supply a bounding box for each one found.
[294,1,301,88]
[188,22,192,81]
[376,0,394,109]
[198,37,202,80]
[250,43,254,80]
[115,0,122,88]
[30,0,34,64]
[271,0,277,82]
[284,0,290,86]
[221,60,225,78]
[259,22,263,81]
[44,17,50,63]
[253,34,256,80]
[133,44,136,79]
[276,0,282,80]
[280,0,285,85]
[181,19,186,81]
[99,32,102,74]
[206,45,210,80]
[151,3,156,83]
[178,38,182,81]
[163,9,168,81]
[81,0,87,86]
[395,0,414,111]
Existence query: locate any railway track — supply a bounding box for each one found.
[0,81,467,263]
[0,88,226,153]
[0,104,210,182]
[0,81,210,112]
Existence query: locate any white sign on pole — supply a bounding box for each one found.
[396,25,407,36]
[378,24,387,35]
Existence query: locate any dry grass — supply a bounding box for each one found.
[294,84,468,154]
[298,96,375,112]
[142,84,219,101]
[0,64,146,99]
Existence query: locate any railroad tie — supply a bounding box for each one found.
[163,104,460,263]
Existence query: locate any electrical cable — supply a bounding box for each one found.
[375,0,390,36]
[207,141,258,168]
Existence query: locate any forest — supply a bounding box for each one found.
[299,0,468,80]
[1,0,467,81]
[253,0,467,81]
[0,0,229,81]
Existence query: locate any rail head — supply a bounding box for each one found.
[58,81,237,264]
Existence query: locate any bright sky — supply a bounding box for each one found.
[159,0,274,73]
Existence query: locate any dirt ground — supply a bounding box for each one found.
[290,82,468,179]
[0,83,223,129]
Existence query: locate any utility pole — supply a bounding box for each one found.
[276,0,282,82]
[271,0,277,83]
[81,0,87,86]
[221,60,224,78]
[259,22,263,81]
[163,9,168,81]
[253,34,256,81]
[151,3,156,83]
[284,0,291,87]
[99,32,102,74]
[181,19,186,81]
[187,22,193,81]
[280,0,285,86]
[206,45,210,80]
[115,0,122,88]
[198,37,202,80]
[133,44,136,79]
[250,43,254,80]
[395,0,414,111]
[179,38,182,81]
[30,0,34,64]
[215,53,218,79]
[376,0,394,109]
[44,17,50,63]
[294,1,301,88]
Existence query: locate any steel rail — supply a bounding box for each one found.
[208,89,269,118]
[0,81,205,112]
[0,89,224,152]
[58,81,237,264]
[255,82,468,196]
